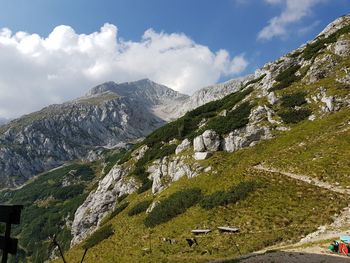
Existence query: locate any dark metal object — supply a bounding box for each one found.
[0,205,23,263]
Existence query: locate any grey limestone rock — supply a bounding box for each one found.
[175,138,191,155]
[71,164,137,245]
[194,152,212,160]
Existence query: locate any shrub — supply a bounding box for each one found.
[205,102,253,135]
[278,108,312,124]
[117,194,129,203]
[53,184,85,200]
[269,65,301,92]
[136,179,153,194]
[144,188,202,227]
[128,200,153,216]
[244,74,266,87]
[111,201,129,217]
[281,92,307,108]
[82,224,114,249]
[200,181,258,209]
[76,165,95,181]
[103,149,127,175]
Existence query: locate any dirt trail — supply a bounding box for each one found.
[253,164,350,195]
[235,165,350,262]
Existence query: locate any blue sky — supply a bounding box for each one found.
[0,0,349,119]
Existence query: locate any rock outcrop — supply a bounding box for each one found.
[175,139,191,155]
[71,165,137,245]
[147,156,201,194]
[193,130,221,152]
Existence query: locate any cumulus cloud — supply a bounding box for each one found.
[258,0,327,41]
[0,24,247,119]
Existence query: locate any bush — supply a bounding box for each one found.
[117,194,129,203]
[82,224,114,249]
[144,188,202,227]
[111,202,129,217]
[200,181,258,209]
[279,108,312,124]
[101,202,129,225]
[269,65,301,92]
[53,184,85,200]
[281,92,307,108]
[128,200,153,216]
[104,149,127,175]
[136,179,153,194]
[205,102,253,134]
[76,165,95,181]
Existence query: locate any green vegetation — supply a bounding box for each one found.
[280,92,307,108]
[101,202,129,226]
[200,181,259,209]
[278,108,312,124]
[269,65,301,92]
[0,162,100,263]
[144,188,202,227]
[204,102,253,134]
[83,224,114,250]
[52,105,350,262]
[103,148,128,175]
[128,200,153,216]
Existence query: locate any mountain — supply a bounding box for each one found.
[62,14,350,262]
[1,14,350,263]
[0,79,188,188]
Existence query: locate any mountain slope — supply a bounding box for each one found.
[1,14,350,263]
[59,14,350,262]
[0,79,188,188]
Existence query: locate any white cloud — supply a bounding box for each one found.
[0,24,248,119]
[258,0,327,40]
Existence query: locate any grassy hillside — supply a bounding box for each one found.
[55,108,350,263]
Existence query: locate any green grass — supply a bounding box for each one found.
[128,200,153,216]
[199,181,259,210]
[83,224,114,250]
[144,188,202,228]
[56,108,350,263]
[269,65,301,92]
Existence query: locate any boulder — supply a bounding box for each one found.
[334,39,350,57]
[194,152,212,160]
[193,135,205,152]
[202,130,221,152]
[267,92,278,105]
[175,138,191,155]
[223,125,271,153]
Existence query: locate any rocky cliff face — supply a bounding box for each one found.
[0,79,188,188]
[156,76,253,120]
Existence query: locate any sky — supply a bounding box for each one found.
[0,0,348,120]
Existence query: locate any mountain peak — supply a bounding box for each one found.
[86,81,118,96]
[318,14,350,37]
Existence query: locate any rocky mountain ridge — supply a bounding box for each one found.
[0,79,189,188]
